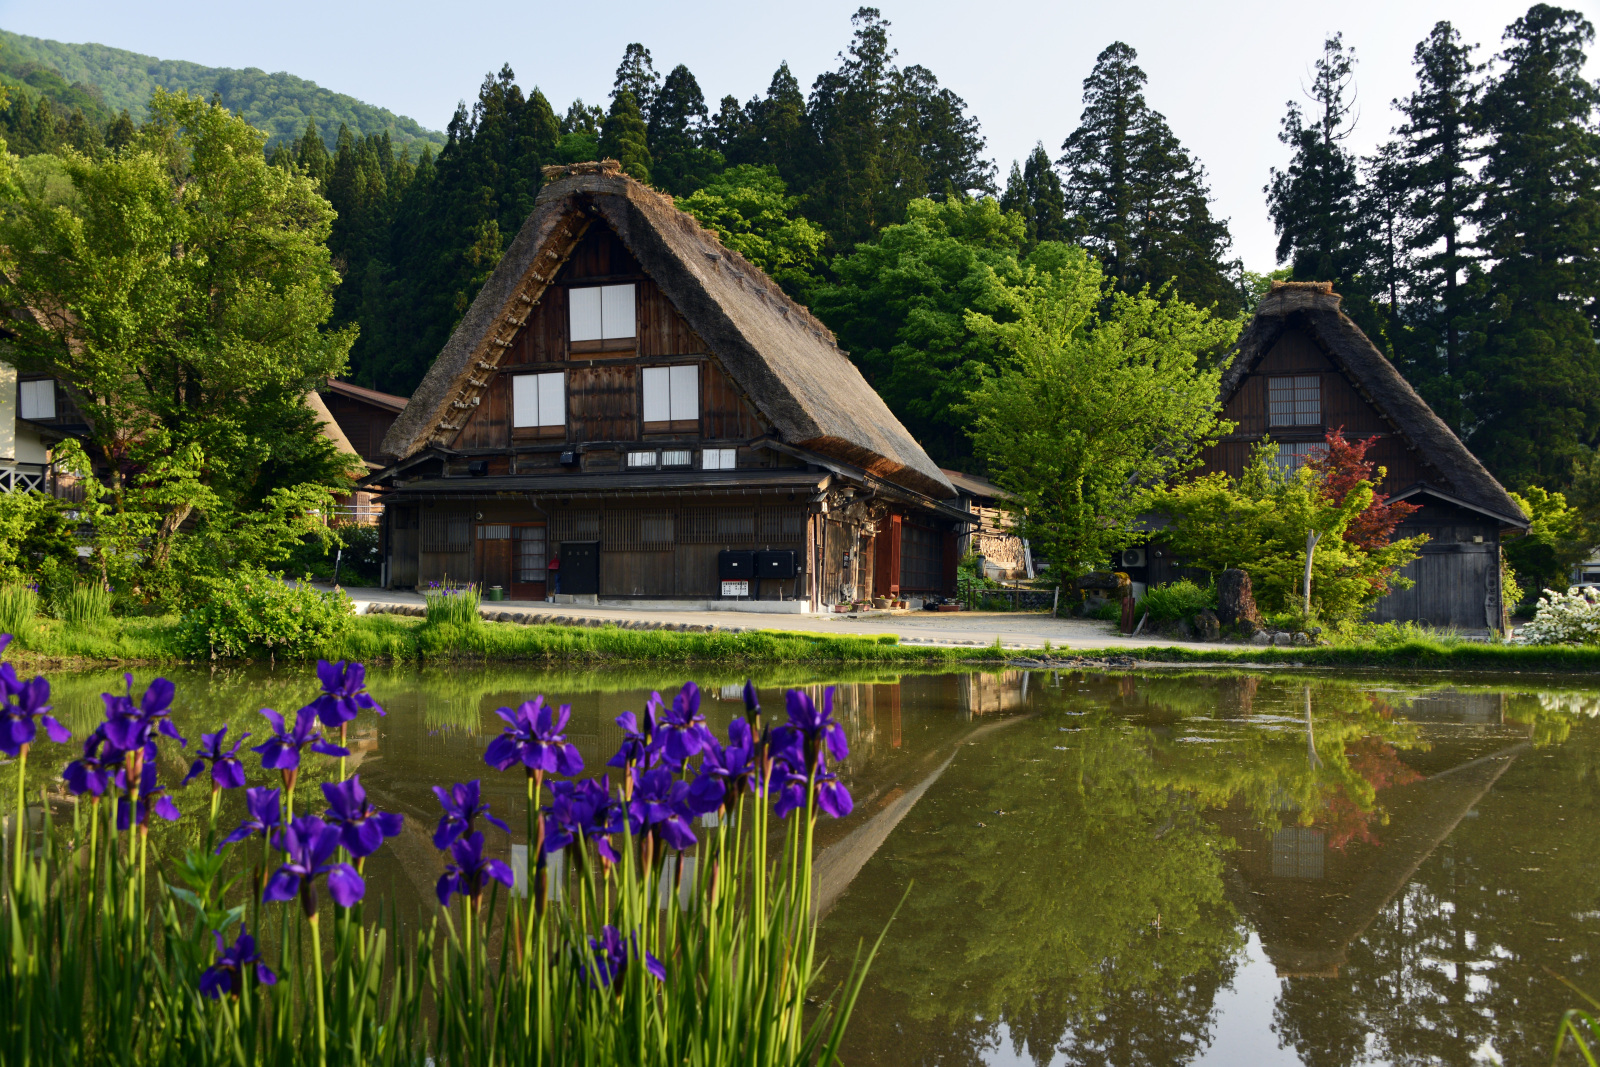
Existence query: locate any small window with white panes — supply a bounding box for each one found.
[702,448,736,470]
[568,284,636,348]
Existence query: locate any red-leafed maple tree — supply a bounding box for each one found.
[1306,428,1421,553]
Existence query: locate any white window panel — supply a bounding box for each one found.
[601,283,636,339]
[702,448,736,470]
[569,287,603,342]
[19,379,54,420]
[668,364,698,421]
[627,451,657,468]
[642,367,670,423]
[536,372,564,427]
[1268,375,1321,427]
[661,450,692,466]
[512,372,564,428]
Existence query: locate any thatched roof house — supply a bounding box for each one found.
[1141,281,1527,631]
[370,162,963,608]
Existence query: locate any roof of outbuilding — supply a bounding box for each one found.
[381,160,954,500]
[1224,282,1527,527]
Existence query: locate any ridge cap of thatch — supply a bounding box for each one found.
[1219,290,1527,527]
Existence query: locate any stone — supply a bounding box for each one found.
[1272,632,1293,647]
[1250,631,1271,646]
[1217,568,1262,630]
[1194,609,1221,641]
[1292,631,1312,646]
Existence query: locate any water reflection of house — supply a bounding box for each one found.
[1217,741,1525,977]
[957,671,1028,717]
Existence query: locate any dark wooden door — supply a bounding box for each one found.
[874,515,902,597]
[511,524,548,600]
[476,525,512,593]
[563,541,601,595]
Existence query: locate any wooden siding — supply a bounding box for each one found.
[323,392,400,464]
[569,365,639,441]
[1200,326,1444,496]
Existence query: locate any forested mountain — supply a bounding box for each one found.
[0,28,443,153]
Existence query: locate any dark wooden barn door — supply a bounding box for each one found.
[563,542,601,595]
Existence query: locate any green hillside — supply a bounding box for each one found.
[0,28,444,151]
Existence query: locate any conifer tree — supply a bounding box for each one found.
[612,44,660,120]
[1060,42,1238,312]
[647,64,720,195]
[1000,143,1068,247]
[1465,4,1600,488]
[1266,36,1368,294]
[294,118,330,186]
[598,90,652,183]
[1392,21,1482,425]
[104,109,135,151]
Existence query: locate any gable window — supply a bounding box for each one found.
[1274,441,1323,472]
[702,448,736,470]
[568,284,636,345]
[1268,375,1321,427]
[627,450,657,468]
[661,449,692,467]
[512,372,565,436]
[18,379,55,421]
[642,364,699,432]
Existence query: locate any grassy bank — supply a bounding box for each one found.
[5,612,998,667]
[1100,640,1600,673]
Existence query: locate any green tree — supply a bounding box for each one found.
[809,196,1027,466]
[1464,4,1600,489]
[610,43,660,119]
[598,90,651,183]
[1059,42,1240,314]
[646,64,722,196]
[999,142,1068,248]
[964,248,1239,577]
[1266,36,1372,305]
[677,165,824,293]
[1504,485,1590,595]
[1392,21,1482,429]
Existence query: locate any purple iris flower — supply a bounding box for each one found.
[742,679,760,715]
[182,727,249,791]
[771,753,854,821]
[308,659,384,730]
[199,925,277,998]
[63,727,123,797]
[99,675,184,754]
[585,924,666,989]
[251,706,348,770]
[607,697,662,772]
[654,682,716,767]
[217,787,282,851]
[320,774,403,859]
[435,831,514,906]
[432,779,509,849]
[543,776,622,863]
[483,696,583,776]
[115,760,180,830]
[0,669,69,757]
[263,814,365,915]
[626,767,698,851]
[771,686,848,765]
[689,717,760,815]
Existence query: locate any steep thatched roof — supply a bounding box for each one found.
[1225,282,1527,527]
[381,161,954,500]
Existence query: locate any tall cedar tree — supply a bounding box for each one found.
[612,44,660,119]
[1392,21,1482,429]
[1465,4,1600,489]
[1058,42,1239,314]
[599,90,652,183]
[1267,36,1375,320]
[1000,143,1069,248]
[802,8,992,249]
[647,65,722,196]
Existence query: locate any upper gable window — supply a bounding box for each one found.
[569,284,636,344]
[1268,375,1321,427]
[18,379,55,420]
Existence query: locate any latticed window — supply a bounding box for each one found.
[513,527,547,581]
[681,508,757,544]
[761,507,806,542]
[554,511,601,542]
[1268,375,1321,426]
[1273,441,1323,472]
[603,510,676,550]
[422,512,472,552]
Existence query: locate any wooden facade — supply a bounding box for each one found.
[371,166,968,608]
[1142,283,1527,632]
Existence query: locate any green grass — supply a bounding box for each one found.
[0,582,40,642]
[53,580,114,631]
[1077,638,1600,672]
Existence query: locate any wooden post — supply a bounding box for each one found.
[1052,585,1061,618]
[1120,595,1135,635]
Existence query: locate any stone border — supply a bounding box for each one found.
[364,602,753,635]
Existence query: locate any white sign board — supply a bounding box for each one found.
[721,580,749,598]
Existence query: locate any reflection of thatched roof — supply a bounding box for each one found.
[381,161,953,500]
[1224,283,1525,527]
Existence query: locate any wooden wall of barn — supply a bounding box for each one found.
[1199,327,1445,496]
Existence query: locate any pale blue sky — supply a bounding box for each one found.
[1,0,1591,270]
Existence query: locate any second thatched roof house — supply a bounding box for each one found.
[369,161,966,609]
[1136,281,1528,631]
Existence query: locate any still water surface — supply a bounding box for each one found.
[30,664,1600,1066]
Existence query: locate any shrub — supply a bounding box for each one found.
[1137,579,1215,623]
[53,580,114,631]
[175,565,353,658]
[425,581,482,628]
[0,581,40,642]
[1515,586,1600,646]
[1091,599,1121,621]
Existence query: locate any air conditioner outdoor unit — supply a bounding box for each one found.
[1120,548,1147,569]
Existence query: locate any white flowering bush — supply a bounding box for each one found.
[1514,586,1600,646]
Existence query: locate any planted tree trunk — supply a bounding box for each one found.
[1303,529,1322,616]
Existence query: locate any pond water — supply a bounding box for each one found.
[22,663,1600,1066]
